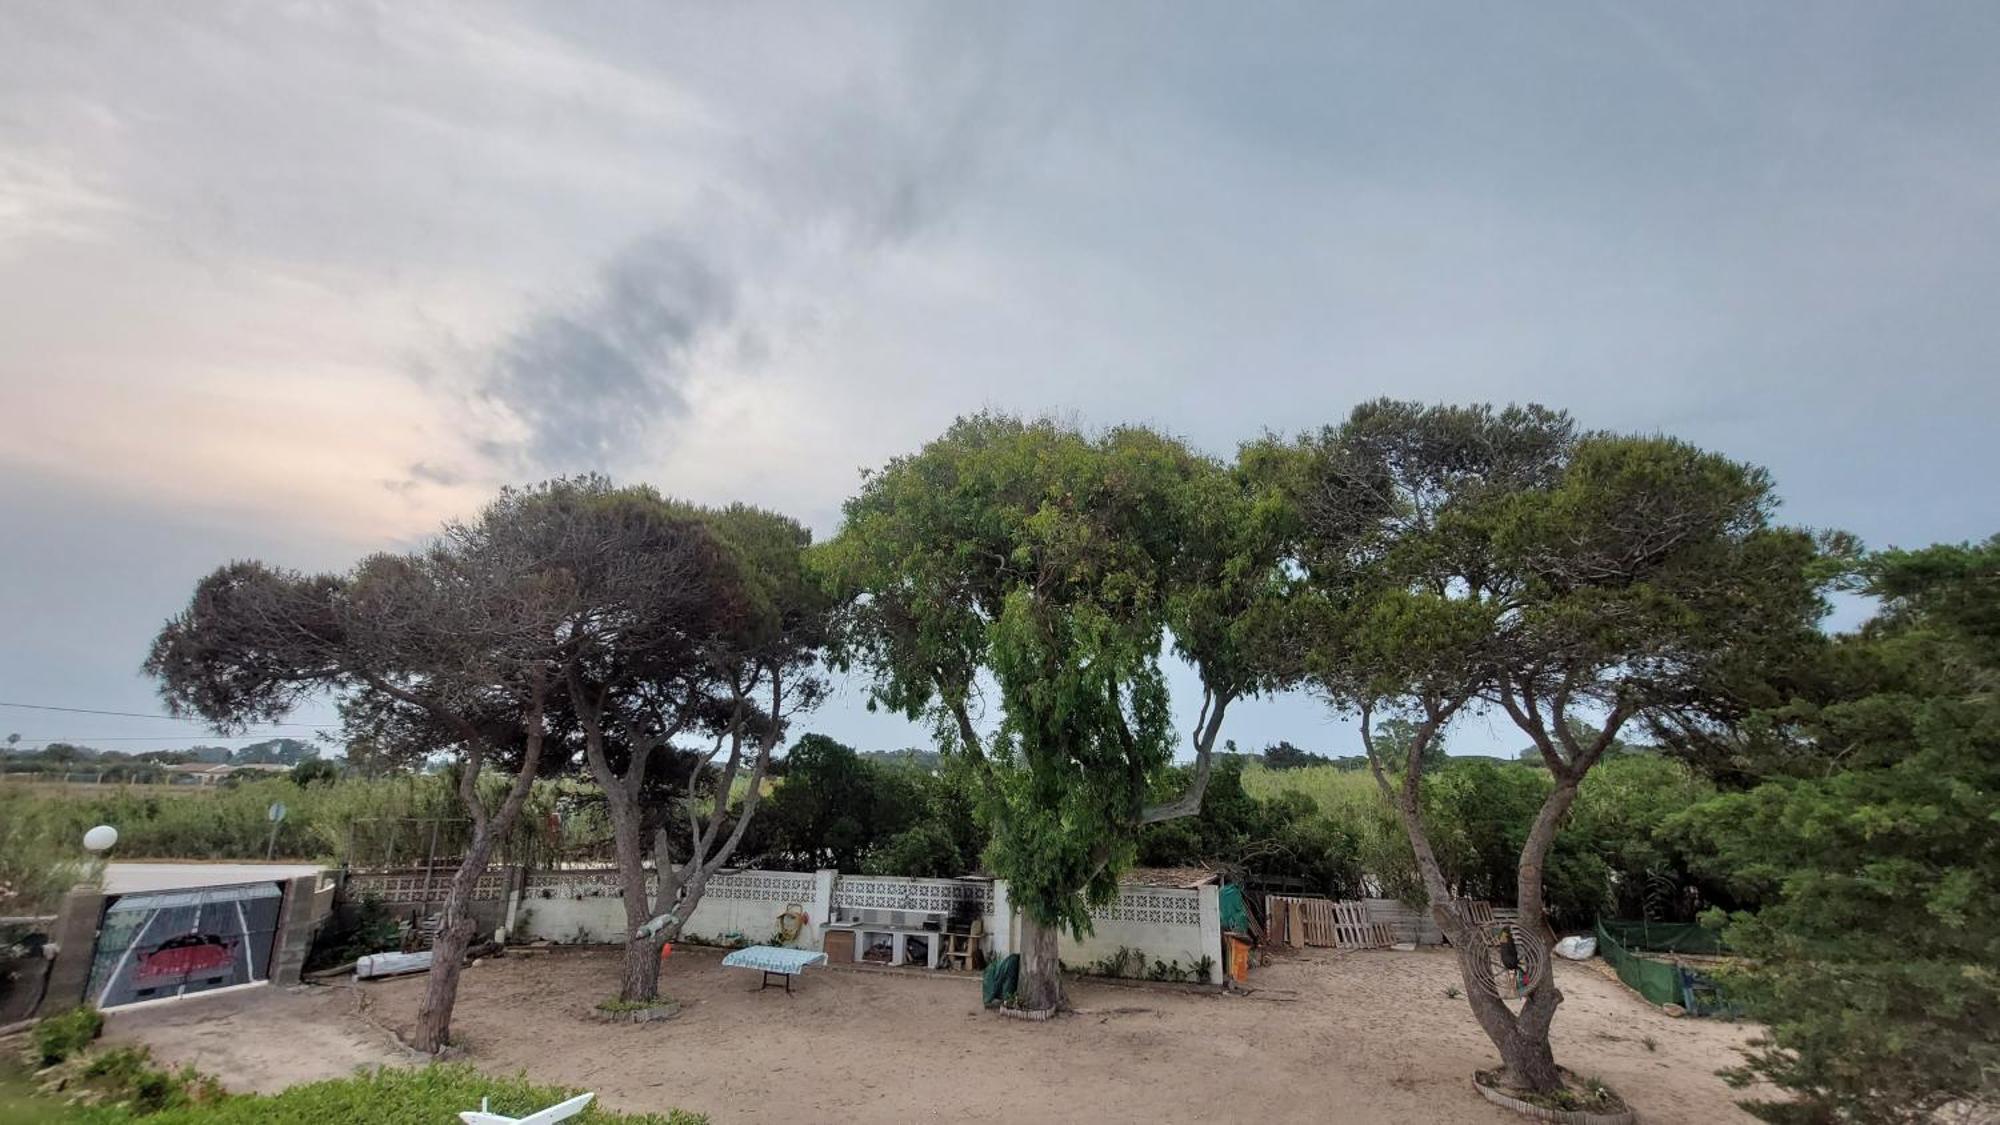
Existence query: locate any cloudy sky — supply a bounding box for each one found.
[3,2,1996,760]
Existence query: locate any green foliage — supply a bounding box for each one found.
[1138,758,1364,898]
[288,759,341,786]
[594,997,676,1013]
[751,735,915,871]
[1679,539,2000,1123]
[305,893,399,971]
[73,1046,221,1115]
[1090,946,1143,978]
[0,791,100,919]
[33,1008,103,1067]
[60,1064,703,1124]
[0,774,550,867]
[824,414,1290,938]
[1245,753,1720,927]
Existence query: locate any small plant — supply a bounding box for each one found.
[1442,985,1462,1000]
[1091,946,1142,978]
[568,923,592,945]
[1192,955,1216,981]
[1641,1035,1658,1052]
[306,892,399,970]
[78,1045,223,1113]
[596,997,676,1013]
[33,1005,103,1066]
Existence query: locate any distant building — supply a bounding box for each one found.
[163,762,292,786]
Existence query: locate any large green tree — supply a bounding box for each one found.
[1283,400,1824,1094]
[1682,538,2000,1123]
[822,413,1289,1010]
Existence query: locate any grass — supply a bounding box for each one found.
[83,1064,706,1124]
[7,1053,703,1125]
[594,997,678,1013]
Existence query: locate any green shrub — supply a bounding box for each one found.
[304,893,399,971]
[33,1007,103,1066]
[77,1046,221,1114]
[95,1064,705,1124]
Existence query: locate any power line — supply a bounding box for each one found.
[0,701,333,730]
[7,735,332,743]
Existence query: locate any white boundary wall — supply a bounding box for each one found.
[512,868,1218,983]
[1054,885,1224,983]
[517,867,829,948]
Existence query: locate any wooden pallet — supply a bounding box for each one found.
[1263,896,1393,950]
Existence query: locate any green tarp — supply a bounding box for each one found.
[1596,918,1727,955]
[1219,884,1251,934]
[1594,920,1685,1007]
[1593,920,1736,1017]
[981,953,1020,1006]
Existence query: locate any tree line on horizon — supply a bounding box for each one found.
[131,399,1995,1121]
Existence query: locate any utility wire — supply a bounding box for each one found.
[7,735,331,743]
[0,700,333,730]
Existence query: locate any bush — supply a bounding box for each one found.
[77,1046,222,1114]
[304,893,399,971]
[33,1007,103,1066]
[91,1064,706,1124]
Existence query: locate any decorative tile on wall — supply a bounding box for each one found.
[1091,887,1201,927]
[832,876,993,913]
[524,869,623,899]
[347,867,514,906]
[705,870,818,902]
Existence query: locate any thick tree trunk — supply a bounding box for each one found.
[609,799,660,1002]
[619,930,666,1001]
[1450,932,1564,1090]
[414,914,475,1052]
[1016,913,1066,1013]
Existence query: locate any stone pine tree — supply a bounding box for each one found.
[1281,400,1823,1095]
[478,477,732,1003]
[822,413,1288,1012]
[145,495,578,1053]
[558,491,831,1003]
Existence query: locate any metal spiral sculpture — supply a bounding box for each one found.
[1444,899,1550,1000]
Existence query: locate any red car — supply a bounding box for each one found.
[135,933,238,982]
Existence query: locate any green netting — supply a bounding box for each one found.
[1593,920,1738,1017]
[1596,918,1727,955]
[1594,920,1685,1007]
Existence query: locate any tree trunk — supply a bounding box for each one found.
[413,913,475,1052]
[619,930,666,1002]
[1016,912,1066,1013]
[1375,730,1571,1094]
[609,799,659,1002]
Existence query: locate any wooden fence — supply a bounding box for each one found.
[1264,895,1395,950]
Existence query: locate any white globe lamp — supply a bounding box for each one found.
[83,825,118,854]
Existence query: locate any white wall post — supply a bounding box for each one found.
[810,869,838,950]
[1198,884,1224,984]
[990,879,1014,960]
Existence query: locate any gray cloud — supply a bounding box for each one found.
[480,235,732,471]
[467,14,1020,476]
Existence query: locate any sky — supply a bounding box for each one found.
[2,2,1997,761]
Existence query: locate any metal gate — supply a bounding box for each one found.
[85,882,285,1009]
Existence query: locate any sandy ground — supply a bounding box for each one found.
[104,945,1761,1124]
